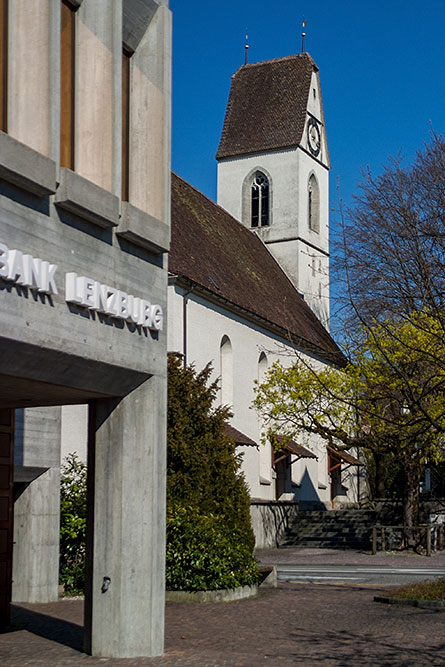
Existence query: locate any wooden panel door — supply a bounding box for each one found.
[0,408,13,626]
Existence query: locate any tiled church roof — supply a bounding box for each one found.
[216,53,317,160]
[169,173,344,364]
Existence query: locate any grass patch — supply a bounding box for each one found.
[388,578,445,601]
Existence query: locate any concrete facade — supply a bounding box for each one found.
[0,0,171,658]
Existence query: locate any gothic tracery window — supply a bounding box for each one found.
[251,172,269,227]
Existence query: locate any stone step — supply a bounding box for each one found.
[280,509,377,550]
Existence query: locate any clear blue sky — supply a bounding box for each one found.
[170,0,445,213]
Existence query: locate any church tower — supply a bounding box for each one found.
[216,53,330,327]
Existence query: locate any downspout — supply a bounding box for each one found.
[182,285,193,367]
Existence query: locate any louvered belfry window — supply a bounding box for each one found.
[251,172,269,227]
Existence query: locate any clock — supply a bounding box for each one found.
[307,117,321,157]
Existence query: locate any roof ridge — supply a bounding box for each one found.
[233,52,318,74]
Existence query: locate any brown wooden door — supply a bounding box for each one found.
[0,408,13,626]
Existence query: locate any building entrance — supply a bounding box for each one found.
[0,409,13,625]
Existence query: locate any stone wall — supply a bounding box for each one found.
[251,500,299,549]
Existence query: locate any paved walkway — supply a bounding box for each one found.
[1,549,445,666]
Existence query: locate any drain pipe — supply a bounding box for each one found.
[182,284,194,367]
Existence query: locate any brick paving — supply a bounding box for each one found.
[2,549,445,666]
[1,581,445,666]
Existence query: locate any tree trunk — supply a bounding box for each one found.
[375,452,387,499]
[403,463,420,548]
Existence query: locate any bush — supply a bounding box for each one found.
[59,453,87,595]
[167,355,258,590]
[166,505,259,591]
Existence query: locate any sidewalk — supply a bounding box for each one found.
[256,546,445,568]
[1,549,445,666]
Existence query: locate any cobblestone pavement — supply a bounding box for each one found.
[1,581,445,666]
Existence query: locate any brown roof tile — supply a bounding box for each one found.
[216,53,317,160]
[225,425,257,447]
[170,173,344,364]
[273,434,317,460]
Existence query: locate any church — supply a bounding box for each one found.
[167,51,362,546]
[59,50,362,547]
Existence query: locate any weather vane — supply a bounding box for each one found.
[245,29,249,65]
[301,18,307,53]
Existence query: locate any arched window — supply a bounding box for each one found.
[220,335,233,406]
[308,174,320,233]
[251,172,270,228]
[258,352,268,383]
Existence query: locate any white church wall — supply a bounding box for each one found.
[167,282,342,506]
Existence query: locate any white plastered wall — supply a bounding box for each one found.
[167,283,356,506]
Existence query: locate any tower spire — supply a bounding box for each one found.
[244,30,249,65]
[301,18,307,53]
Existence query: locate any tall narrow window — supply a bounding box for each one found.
[220,335,233,407]
[308,174,320,233]
[251,172,269,227]
[122,49,131,201]
[0,0,7,133]
[60,0,75,169]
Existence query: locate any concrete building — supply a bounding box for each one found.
[0,0,171,659]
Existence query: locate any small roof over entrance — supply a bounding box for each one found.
[225,424,257,447]
[327,446,364,468]
[272,434,317,460]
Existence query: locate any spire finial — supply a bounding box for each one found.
[301,18,307,53]
[244,29,249,65]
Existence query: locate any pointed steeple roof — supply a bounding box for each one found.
[216,53,318,160]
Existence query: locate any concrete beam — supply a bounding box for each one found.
[84,374,166,658]
[55,168,119,228]
[0,131,57,196]
[117,202,170,254]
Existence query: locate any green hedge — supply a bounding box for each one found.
[166,505,259,591]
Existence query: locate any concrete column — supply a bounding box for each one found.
[84,374,166,658]
[12,467,61,603]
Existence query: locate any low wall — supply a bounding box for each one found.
[250,500,299,548]
[372,498,445,524]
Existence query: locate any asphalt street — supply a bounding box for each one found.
[276,563,445,585]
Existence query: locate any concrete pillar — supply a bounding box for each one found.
[12,467,61,603]
[12,406,62,604]
[84,374,166,658]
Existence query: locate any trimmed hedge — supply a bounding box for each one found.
[166,505,259,591]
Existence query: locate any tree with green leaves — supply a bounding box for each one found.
[59,453,87,594]
[254,314,445,539]
[166,354,258,590]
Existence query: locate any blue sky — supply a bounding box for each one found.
[170,0,445,213]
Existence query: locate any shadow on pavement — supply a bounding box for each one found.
[1,604,83,652]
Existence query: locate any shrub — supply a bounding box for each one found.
[167,354,258,590]
[166,505,259,591]
[59,453,87,595]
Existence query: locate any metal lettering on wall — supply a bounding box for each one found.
[0,242,163,332]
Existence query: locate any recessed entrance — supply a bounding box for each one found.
[0,408,13,625]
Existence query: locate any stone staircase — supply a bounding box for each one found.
[280,509,377,550]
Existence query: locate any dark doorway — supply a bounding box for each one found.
[0,408,14,625]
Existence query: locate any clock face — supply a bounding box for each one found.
[307,117,321,157]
